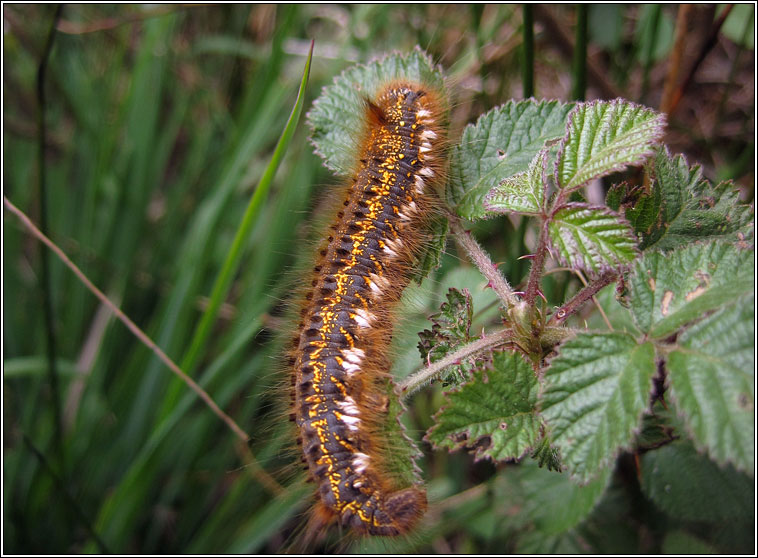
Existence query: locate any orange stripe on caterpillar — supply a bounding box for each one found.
[292,81,447,536]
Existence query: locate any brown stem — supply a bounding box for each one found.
[659,4,693,115]
[548,270,619,326]
[664,4,734,118]
[524,219,550,306]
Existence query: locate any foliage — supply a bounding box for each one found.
[290,46,755,552]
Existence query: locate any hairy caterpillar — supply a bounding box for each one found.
[290,78,448,537]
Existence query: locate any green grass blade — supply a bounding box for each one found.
[178,40,313,378]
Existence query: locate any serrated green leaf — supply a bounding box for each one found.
[541,333,657,483]
[628,240,754,338]
[607,181,664,241]
[520,460,612,535]
[426,351,541,461]
[418,287,482,386]
[556,99,666,191]
[643,148,755,251]
[634,402,679,452]
[382,379,426,487]
[547,203,639,275]
[666,295,754,473]
[411,214,449,284]
[307,47,447,175]
[449,99,574,220]
[640,442,754,522]
[530,434,564,472]
[483,146,547,215]
[604,181,625,212]
[515,529,589,554]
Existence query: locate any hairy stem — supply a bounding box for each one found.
[449,216,519,309]
[524,219,550,306]
[397,327,513,397]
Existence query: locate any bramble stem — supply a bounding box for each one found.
[449,216,519,309]
[524,219,550,306]
[396,327,512,398]
[548,270,618,326]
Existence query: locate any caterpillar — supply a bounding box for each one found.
[290,78,448,537]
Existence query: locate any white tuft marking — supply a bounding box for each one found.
[337,396,360,416]
[343,348,365,364]
[416,109,431,119]
[369,273,391,292]
[414,175,425,194]
[341,414,361,431]
[353,452,370,473]
[383,246,397,257]
[408,201,418,214]
[353,309,373,328]
[342,361,360,375]
[419,145,430,154]
[421,129,437,140]
[386,238,403,253]
[419,167,435,178]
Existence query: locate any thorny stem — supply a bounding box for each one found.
[397,327,513,398]
[524,219,551,306]
[449,215,519,309]
[548,270,619,326]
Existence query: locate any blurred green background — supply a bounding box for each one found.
[3,4,753,553]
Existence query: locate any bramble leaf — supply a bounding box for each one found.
[411,214,449,284]
[547,203,639,275]
[640,442,754,521]
[556,99,666,191]
[605,180,664,242]
[627,240,754,338]
[307,48,446,175]
[417,287,483,386]
[483,146,548,215]
[530,434,564,472]
[426,350,541,461]
[666,294,754,473]
[540,332,656,483]
[382,380,426,487]
[519,460,612,535]
[449,99,574,220]
[642,148,755,251]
